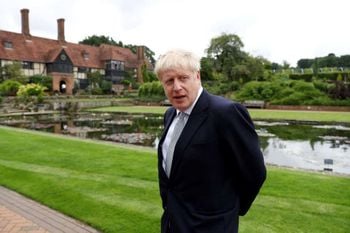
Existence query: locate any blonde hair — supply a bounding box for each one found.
[154,49,201,78]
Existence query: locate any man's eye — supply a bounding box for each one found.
[165,80,173,86]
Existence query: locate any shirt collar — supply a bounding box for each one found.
[176,86,203,116]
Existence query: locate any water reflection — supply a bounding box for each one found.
[255,121,350,174]
[262,138,349,174]
[0,113,349,175]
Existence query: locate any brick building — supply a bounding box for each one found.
[0,9,151,95]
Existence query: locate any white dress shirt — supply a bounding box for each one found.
[162,86,203,170]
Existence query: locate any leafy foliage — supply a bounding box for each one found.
[0,63,26,83]
[86,71,112,94]
[204,33,266,83]
[17,83,46,97]
[138,81,165,98]
[79,34,123,47]
[200,57,215,81]
[0,80,22,96]
[297,53,350,68]
[142,64,157,83]
[206,33,246,80]
[16,83,47,103]
[79,35,156,65]
[29,75,52,91]
[235,80,336,105]
[125,45,156,65]
[202,81,239,96]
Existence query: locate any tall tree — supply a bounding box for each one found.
[0,63,25,83]
[244,56,266,81]
[339,55,350,67]
[317,53,339,67]
[79,35,156,66]
[125,44,156,65]
[206,33,246,80]
[79,35,122,46]
[200,57,215,81]
[297,59,314,69]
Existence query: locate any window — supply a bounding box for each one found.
[78,67,88,73]
[82,52,89,60]
[4,41,13,49]
[22,61,34,69]
[47,63,73,73]
[106,60,125,71]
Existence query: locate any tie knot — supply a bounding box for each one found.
[178,112,186,120]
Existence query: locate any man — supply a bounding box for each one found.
[155,49,266,233]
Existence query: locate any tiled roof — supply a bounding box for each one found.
[0,29,141,69]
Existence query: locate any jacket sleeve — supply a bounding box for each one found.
[219,102,266,216]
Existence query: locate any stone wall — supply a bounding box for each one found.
[267,105,350,112]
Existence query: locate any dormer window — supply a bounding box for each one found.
[106,60,124,71]
[82,51,89,60]
[4,41,13,49]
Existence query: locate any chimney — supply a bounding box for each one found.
[137,46,145,60]
[21,9,30,36]
[57,18,65,42]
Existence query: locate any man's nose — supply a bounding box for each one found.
[173,79,182,91]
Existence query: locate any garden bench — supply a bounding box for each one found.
[243,100,265,109]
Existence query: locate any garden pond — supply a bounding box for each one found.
[1,111,349,175]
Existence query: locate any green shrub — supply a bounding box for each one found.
[316,72,350,81]
[235,81,283,101]
[304,96,333,105]
[203,81,239,95]
[273,87,294,100]
[236,79,334,105]
[289,73,313,82]
[90,87,103,95]
[100,80,112,94]
[271,92,306,105]
[328,98,350,106]
[138,81,165,98]
[313,80,332,93]
[0,80,22,96]
[17,83,47,103]
[29,75,52,91]
[290,80,315,92]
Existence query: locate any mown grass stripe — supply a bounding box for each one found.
[0,159,157,190]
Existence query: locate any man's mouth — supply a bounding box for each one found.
[173,95,185,100]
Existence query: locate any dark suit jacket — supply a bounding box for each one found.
[158,90,266,233]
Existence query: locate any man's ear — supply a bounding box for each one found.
[196,71,201,80]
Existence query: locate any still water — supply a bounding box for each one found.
[1,112,349,175]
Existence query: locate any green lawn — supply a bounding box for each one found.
[91,106,350,123]
[0,126,349,232]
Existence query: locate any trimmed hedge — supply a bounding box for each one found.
[138,81,165,98]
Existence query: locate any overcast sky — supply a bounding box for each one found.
[1,0,350,66]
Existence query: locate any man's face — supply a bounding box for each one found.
[159,68,201,112]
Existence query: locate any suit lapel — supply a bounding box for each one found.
[158,107,176,180]
[170,91,210,177]
[159,107,177,146]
